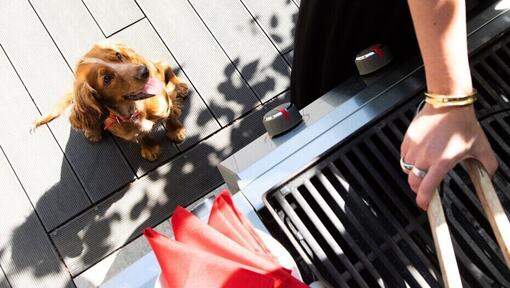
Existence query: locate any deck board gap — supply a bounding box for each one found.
[133,0,224,128]
[0,264,12,288]
[184,0,264,105]
[27,0,76,73]
[0,44,93,206]
[0,146,40,230]
[238,0,292,67]
[80,0,107,38]
[106,17,146,38]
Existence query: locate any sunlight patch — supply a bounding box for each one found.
[495,0,510,10]
[182,162,194,174]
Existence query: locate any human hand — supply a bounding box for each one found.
[401,103,498,210]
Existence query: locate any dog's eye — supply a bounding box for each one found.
[103,73,113,85]
[115,52,122,61]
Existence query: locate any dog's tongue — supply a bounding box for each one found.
[143,77,164,95]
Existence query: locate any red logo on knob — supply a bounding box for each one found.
[370,45,384,58]
[277,107,289,120]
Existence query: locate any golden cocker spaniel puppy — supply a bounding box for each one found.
[34,42,189,161]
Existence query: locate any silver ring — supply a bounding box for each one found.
[400,158,414,173]
[411,166,427,178]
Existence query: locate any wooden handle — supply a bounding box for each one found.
[427,189,463,288]
[464,158,510,268]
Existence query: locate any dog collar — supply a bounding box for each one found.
[104,110,140,130]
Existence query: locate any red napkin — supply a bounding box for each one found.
[208,190,273,258]
[172,207,307,288]
[145,190,308,288]
[145,228,274,288]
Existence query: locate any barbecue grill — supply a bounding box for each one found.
[218,2,510,287]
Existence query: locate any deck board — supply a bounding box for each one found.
[0,42,90,231]
[0,147,74,288]
[51,92,289,276]
[115,125,180,177]
[188,0,291,102]
[0,265,11,288]
[240,0,298,55]
[82,0,144,37]
[30,0,104,66]
[23,0,136,202]
[109,19,221,171]
[138,0,260,126]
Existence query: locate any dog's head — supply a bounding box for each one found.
[70,42,162,130]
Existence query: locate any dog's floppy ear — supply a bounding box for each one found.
[70,80,105,131]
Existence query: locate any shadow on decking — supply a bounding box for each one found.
[6,5,297,287]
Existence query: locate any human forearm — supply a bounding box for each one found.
[407,0,472,96]
[401,0,498,211]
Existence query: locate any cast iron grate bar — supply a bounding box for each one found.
[300,179,385,283]
[289,186,372,287]
[275,191,349,286]
[470,33,510,118]
[325,162,432,287]
[265,32,510,287]
[480,61,510,96]
[340,150,439,286]
[313,171,406,284]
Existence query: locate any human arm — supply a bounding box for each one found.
[401,0,498,210]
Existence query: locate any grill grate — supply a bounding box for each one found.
[264,33,510,287]
[472,33,510,118]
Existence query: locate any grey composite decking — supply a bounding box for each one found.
[0,266,10,288]
[82,0,144,37]
[0,147,73,288]
[30,0,105,67]
[0,40,90,231]
[188,0,291,102]
[0,0,296,286]
[241,0,298,55]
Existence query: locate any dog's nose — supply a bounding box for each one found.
[137,65,149,80]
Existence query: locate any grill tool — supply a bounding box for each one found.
[429,159,510,287]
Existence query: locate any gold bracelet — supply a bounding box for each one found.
[424,89,477,108]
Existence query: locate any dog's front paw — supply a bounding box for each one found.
[175,83,190,98]
[84,131,102,143]
[141,143,161,161]
[166,127,186,143]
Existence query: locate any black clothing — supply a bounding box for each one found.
[290,0,419,109]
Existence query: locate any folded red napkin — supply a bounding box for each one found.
[145,228,275,288]
[172,207,306,288]
[145,190,308,288]
[208,191,273,258]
